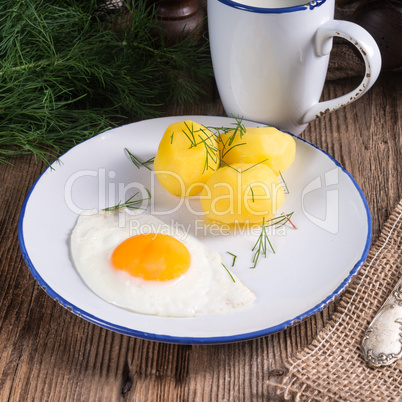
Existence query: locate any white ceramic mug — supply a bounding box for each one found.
[207,0,382,135]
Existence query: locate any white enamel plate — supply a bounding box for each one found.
[19,116,371,344]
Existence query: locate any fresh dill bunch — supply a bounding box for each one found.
[0,0,213,164]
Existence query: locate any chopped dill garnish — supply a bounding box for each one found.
[250,186,255,202]
[251,217,275,269]
[221,263,236,282]
[208,115,246,140]
[227,252,237,267]
[227,116,246,145]
[220,159,269,173]
[125,148,154,170]
[182,121,198,147]
[197,130,219,173]
[279,171,290,194]
[250,212,296,268]
[284,214,297,229]
[269,212,295,229]
[103,189,151,212]
[179,122,219,173]
[220,141,247,159]
[212,116,247,159]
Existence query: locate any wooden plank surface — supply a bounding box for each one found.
[0,71,400,401]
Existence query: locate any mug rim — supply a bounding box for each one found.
[215,0,328,13]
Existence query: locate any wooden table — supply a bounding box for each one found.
[0,70,400,401]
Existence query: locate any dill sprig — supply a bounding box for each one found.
[251,217,275,269]
[180,122,219,172]
[220,140,247,159]
[250,186,255,202]
[227,252,237,267]
[227,116,246,145]
[220,159,269,173]
[182,121,198,147]
[103,189,151,212]
[221,263,236,282]
[251,212,295,268]
[125,148,154,170]
[284,214,297,229]
[213,116,247,159]
[197,130,219,173]
[279,171,290,194]
[0,0,212,164]
[212,116,246,144]
[267,212,295,228]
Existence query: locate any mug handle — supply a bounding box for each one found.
[302,20,382,124]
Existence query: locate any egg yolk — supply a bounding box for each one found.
[111,234,191,281]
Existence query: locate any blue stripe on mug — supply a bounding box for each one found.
[216,0,327,14]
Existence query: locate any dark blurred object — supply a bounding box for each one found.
[151,0,205,43]
[327,0,401,79]
[335,0,360,5]
[352,0,402,71]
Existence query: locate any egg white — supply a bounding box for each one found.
[70,209,255,317]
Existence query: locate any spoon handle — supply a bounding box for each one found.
[361,276,402,367]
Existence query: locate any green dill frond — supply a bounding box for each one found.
[220,159,269,173]
[226,252,237,267]
[102,189,151,212]
[250,212,295,268]
[182,121,198,147]
[0,0,213,164]
[221,263,236,282]
[125,148,155,170]
[279,171,290,194]
[210,117,247,160]
[196,130,219,173]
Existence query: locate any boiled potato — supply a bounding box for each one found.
[218,126,295,176]
[154,120,220,197]
[200,163,285,225]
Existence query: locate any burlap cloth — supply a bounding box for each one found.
[268,199,402,401]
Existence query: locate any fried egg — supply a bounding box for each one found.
[70,210,255,317]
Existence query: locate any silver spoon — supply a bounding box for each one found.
[361,276,402,368]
